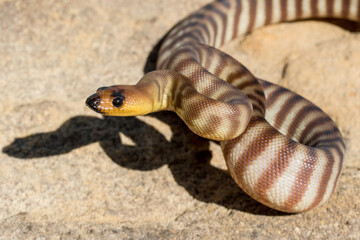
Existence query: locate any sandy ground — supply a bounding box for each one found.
[0,0,359,239]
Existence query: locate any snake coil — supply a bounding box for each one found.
[86,0,359,212]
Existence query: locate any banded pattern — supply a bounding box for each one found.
[157,0,360,68]
[86,0,358,212]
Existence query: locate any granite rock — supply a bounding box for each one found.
[0,0,359,239]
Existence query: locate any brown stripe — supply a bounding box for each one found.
[311,0,319,16]
[305,129,340,147]
[192,14,212,43]
[298,116,331,144]
[190,29,207,44]
[192,13,219,47]
[172,75,188,99]
[220,9,228,45]
[179,19,211,44]
[207,14,219,46]
[273,95,303,131]
[254,89,265,97]
[342,0,351,17]
[211,87,241,102]
[338,135,346,150]
[264,0,273,25]
[326,0,335,15]
[160,14,218,57]
[195,73,223,96]
[280,0,288,21]
[219,0,231,8]
[201,45,221,71]
[254,138,296,205]
[172,81,190,111]
[171,57,195,73]
[187,68,207,86]
[159,23,194,53]
[265,87,288,108]
[231,0,242,39]
[228,114,243,138]
[200,112,223,136]
[306,150,335,210]
[158,33,202,65]
[204,4,224,46]
[247,93,266,113]
[184,103,207,123]
[162,21,185,41]
[287,105,322,139]
[232,119,278,178]
[154,79,162,103]
[205,3,228,45]
[296,0,303,18]
[284,147,317,209]
[226,70,243,84]
[233,76,259,90]
[321,142,345,161]
[252,105,265,115]
[189,43,205,63]
[227,69,255,87]
[200,45,211,69]
[331,154,343,195]
[247,0,257,32]
[187,72,201,87]
[213,62,227,78]
[322,139,345,157]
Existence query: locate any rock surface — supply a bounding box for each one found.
[0,0,359,239]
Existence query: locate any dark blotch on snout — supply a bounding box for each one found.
[110,91,125,98]
[86,94,101,112]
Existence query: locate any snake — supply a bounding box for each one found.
[85,0,359,213]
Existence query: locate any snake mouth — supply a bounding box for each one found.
[86,94,102,113]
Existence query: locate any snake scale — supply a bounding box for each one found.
[86,0,359,213]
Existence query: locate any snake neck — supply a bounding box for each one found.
[138,70,252,141]
[137,70,203,112]
[136,70,178,113]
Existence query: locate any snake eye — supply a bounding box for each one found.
[112,97,124,108]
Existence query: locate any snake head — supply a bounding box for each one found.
[86,85,153,116]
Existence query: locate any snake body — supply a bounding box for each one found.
[86,0,359,212]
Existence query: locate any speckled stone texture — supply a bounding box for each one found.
[0,0,359,239]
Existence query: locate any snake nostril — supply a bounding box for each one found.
[86,94,101,111]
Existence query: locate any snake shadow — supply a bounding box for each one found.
[2,112,283,216]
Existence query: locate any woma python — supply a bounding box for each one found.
[86,0,359,213]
